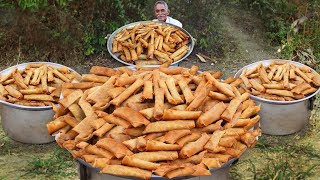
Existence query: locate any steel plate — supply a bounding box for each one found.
[107,21,195,67]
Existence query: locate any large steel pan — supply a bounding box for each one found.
[234,59,320,135]
[107,21,195,67]
[0,62,76,144]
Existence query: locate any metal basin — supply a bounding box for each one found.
[107,21,195,67]
[77,158,236,180]
[0,62,75,144]
[235,59,320,135]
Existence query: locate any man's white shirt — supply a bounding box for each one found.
[153,16,182,28]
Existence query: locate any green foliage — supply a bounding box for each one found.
[18,0,48,10]
[24,148,76,178]
[82,0,149,56]
[232,0,320,69]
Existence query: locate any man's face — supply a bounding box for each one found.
[154,4,169,22]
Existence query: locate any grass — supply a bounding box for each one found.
[22,148,77,179]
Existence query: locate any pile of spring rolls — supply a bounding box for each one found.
[47,65,261,179]
[0,63,81,106]
[112,22,190,66]
[238,61,320,101]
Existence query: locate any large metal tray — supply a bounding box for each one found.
[107,21,195,67]
[77,157,237,180]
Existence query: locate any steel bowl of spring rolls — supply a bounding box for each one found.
[0,62,80,144]
[49,65,261,179]
[107,21,195,67]
[234,59,320,135]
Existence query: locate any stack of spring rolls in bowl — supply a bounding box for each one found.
[47,65,261,179]
[0,62,80,144]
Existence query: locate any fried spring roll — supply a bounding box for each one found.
[96,138,133,158]
[142,80,153,100]
[59,90,83,108]
[162,109,201,120]
[146,140,181,151]
[4,85,23,99]
[197,102,227,127]
[166,166,195,179]
[204,130,225,153]
[162,129,191,144]
[180,133,210,158]
[266,89,294,97]
[143,120,195,134]
[178,79,195,104]
[122,156,160,170]
[103,114,131,128]
[165,76,184,104]
[101,165,152,180]
[202,158,221,169]
[186,83,211,111]
[24,94,54,101]
[111,79,144,106]
[221,98,242,121]
[132,151,178,162]
[249,79,265,92]
[113,107,150,127]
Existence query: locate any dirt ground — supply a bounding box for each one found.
[1,5,319,180]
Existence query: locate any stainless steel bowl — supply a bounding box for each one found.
[107,21,195,67]
[77,158,236,180]
[235,59,320,135]
[0,62,76,144]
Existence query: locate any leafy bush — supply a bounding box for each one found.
[232,0,320,70]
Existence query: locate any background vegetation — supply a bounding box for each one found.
[0,0,319,179]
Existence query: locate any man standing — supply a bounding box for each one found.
[153,1,183,28]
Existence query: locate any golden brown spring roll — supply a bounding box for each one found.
[96,138,133,158]
[165,76,184,104]
[113,107,150,127]
[162,109,201,120]
[180,133,210,158]
[59,90,83,108]
[186,83,211,111]
[176,133,201,147]
[101,165,152,180]
[202,120,223,133]
[146,140,181,151]
[132,151,178,162]
[24,94,54,101]
[196,102,227,127]
[249,79,265,92]
[92,122,115,137]
[162,129,191,144]
[111,78,144,106]
[143,120,195,134]
[221,98,242,121]
[122,155,160,170]
[166,166,195,179]
[68,103,85,121]
[142,80,153,100]
[178,79,195,104]
[266,89,294,97]
[201,158,221,169]
[240,105,260,119]
[124,126,145,137]
[153,88,165,120]
[4,85,23,99]
[204,130,225,153]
